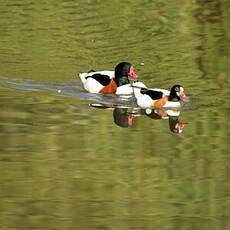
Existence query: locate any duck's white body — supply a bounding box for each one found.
[136,94,181,108]
[79,71,147,95]
[79,71,114,93]
[116,81,147,95]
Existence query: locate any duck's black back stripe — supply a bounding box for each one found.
[141,88,163,100]
[86,74,111,86]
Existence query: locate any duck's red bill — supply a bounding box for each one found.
[128,66,138,79]
[128,115,134,126]
[175,122,185,130]
[179,91,189,101]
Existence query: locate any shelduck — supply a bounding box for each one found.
[134,84,188,108]
[79,62,146,95]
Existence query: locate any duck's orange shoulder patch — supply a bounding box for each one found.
[99,79,117,93]
[152,96,168,108]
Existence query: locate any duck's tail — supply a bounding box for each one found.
[79,72,88,84]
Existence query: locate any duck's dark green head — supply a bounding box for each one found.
[114,62,138,87]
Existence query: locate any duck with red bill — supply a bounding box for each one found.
[133,84,189,109]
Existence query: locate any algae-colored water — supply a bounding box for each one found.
[0,0,229,229]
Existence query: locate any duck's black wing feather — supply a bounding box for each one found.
[86,73,111,86]
[140,88,163,100]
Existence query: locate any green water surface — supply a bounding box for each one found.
[0,0,229,229]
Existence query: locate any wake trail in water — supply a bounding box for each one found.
[0,77,198,111]
[0,77,137,108]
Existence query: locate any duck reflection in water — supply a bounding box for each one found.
[113,108,136,128]
[90,104,185,134]
[144,108,185,134]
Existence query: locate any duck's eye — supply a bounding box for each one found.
[175,87,179,92]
